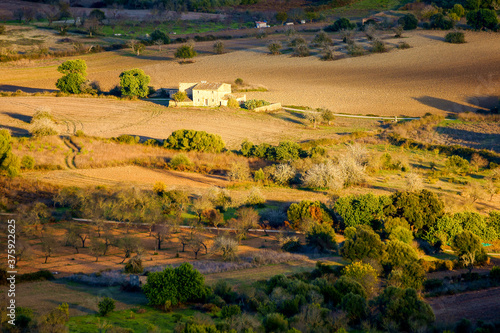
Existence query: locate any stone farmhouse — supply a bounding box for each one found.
[162,81,246,107]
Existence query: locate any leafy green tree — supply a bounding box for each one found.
[89,9,106,22]
[451,231,487,272]
[398,13,418,30]
[454,211,497,241]
[451,4,465,18]
[341,225,385,262]
[388,261,426,290]
[425,214,464,246]
[0,129,20,178]
[119,68,151,98]
[389,226,414,244]
[384,240,419,269]
[150,29,170,44]
[98,297,115,316]
[221,304,241,319]
[306,221,337,252]
[175,44,197,59]
[55,59,87,94]
[172,91,188,106]
[373,287,435,331]
[334,276,367,299]
[276,12,288,24]
[488,211,500,236]
[143,263,209,307]
[334,194,390,228]
[342,261,378,296]
[287,200,332,230]
[328,18,355,31]
[430,13,455,30]
[466,8,499,30]
[341,293,367,323]
[275,141,302,161]
[164,129,225,153]
[263,313,288,332]
[384,190,444,234]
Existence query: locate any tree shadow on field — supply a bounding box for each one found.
[269,110,307,125]
[0,85,57,93]
[413,96,479,113]
[466,96,499,110]
[421,34,445,42]
[0,124,29,136]
[435,126,500,152]
[5,112,32,123]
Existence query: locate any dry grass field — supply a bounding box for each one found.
[1,30,499,116]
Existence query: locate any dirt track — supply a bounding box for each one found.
[1,30,499,116]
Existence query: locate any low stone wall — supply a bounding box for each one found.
[167,100,193,107]
[253,103,282,112]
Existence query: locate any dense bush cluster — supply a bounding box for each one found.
[241,140,306,161]
[243,99,271,110]
[164,129,225,153]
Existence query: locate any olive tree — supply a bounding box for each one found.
[119,68,151,98]
[55,59,87,94]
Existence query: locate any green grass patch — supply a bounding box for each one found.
[68,307,196,333]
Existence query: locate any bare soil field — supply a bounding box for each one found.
[1,30,499,116]
[23,165,229,189]
[427,287,500,324]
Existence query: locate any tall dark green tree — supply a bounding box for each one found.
[0,129,20,177]
[55,59,87,94]
[119,68,151,98]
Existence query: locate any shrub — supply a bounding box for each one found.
[0,25,5,35]
[306,221,337,252]
[244,99,271,110]
[430,13,455,30]
[164,129,225,153]
[341,293,367,322]
[56,59,87,94]
[213,40,225,54]
[268,42,282,55]
[312,31,332,47]
[374,287,435,331]
[334,194,389,228]
[342,261,378,295]
[150,29,170,44]
[384,240,419,269]
[451,4,465,18]
[172,91,188,104]
[221,304,241,318]
[235,78,244,85]
[114,134,140,144]
[302,161,344,190]
[371,39,387,53]
[211,235,238,261]
[466,9,499,30]
[21,155,35,170]
[142,263,209,307]
[327,18,355,31]
[347,43,365,57]
[445,31,465,44]
[451,231,487,270]
[398,42,411,49]
[169,153,192,170]
[119,68,151,98]
[287,200,332,229]
[293,44,310,57]
[124,256,143,274]
[398,14,418,30]
[245,187,266,206]
[341,226,385,262]
[227,98,240,108]
[98,297,116,316]
[175,44,197,59]
[490,266,500,281]
[263,313,288,332]
[389,226,414,244]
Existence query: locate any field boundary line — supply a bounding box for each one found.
[283,107,421,120]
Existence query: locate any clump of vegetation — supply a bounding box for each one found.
[98,297,116,316]
[327,18,355,31]
[445,31,466,43]
[175,44,197,59]
[347,43,365,57]
[398,42,411,49]
[267,41,282,55]
[21,155,35,170]
[119,68,151,98]
[143,263,209,308]
[0,130,20,178]
[169,153,193,170]
[293,44,310,57]
[244,99,270,110]
[55,59,87,94]
[213,40,225,54]
[30,109,59,137]
[150,29,170,45]
[398,13,418,30]
[227,98,240,108]
[164,129,225,153]
[466,9,498,30]
[124,256,143,274]
[371,39,387,53]
[114,134,140,144]
[430,13,455,30]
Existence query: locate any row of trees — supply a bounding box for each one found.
[55,59,150,97]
